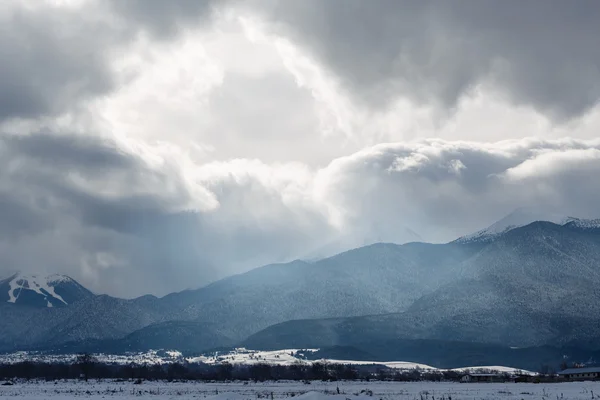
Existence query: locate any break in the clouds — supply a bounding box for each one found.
[1,0,600,297]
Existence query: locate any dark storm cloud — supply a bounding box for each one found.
[0,132,147,237]
[4,0,597,123]
[0,4,118,121]
[3,132,135,171]
[0,132,192,235]
[0,191,53,240]
[108,0,228,38]
[0,134,135,279]
[253,0,600,119]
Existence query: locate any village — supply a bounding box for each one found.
[460,366,600,383]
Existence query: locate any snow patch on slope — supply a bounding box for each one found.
[4,274,69,307]
[7,277,21,303]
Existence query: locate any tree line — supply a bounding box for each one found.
[0,355,469,382]
[1,354,565,383]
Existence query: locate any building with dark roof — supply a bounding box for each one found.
[558,367,600,381]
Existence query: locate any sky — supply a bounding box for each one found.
[2,0,600,297]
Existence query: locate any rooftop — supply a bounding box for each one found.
[558,367,600,375]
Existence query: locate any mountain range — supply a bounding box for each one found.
[2,208,600,370]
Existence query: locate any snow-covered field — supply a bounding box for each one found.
[1,380,598,399]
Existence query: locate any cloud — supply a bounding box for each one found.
[0,131,218,295]
[0,130,335,296]
[107,0,228,38]
[313,138,600,244]
[0,1,120,122]
[1,131,600,297]
[249,0,600,120]
[0,0,228,124]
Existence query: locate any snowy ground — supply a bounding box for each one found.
[1,380,598,399]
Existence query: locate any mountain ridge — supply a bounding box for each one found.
[453,208,600,244]
[244,220,600,351]
[2,211,600,362]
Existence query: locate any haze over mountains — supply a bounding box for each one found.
[2,209,600,369]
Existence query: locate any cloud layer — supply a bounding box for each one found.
[252,0,600,119]
[1,0,600,297]
[2,132,599,296]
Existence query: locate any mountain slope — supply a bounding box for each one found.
[3,213,600,353]
[45,321,234,354]
[244,221,600,350]
[0,294,171,351]
[162,242,475,340]
[0,242,476,351]
[0,273,94,308]
[306,341,600,371]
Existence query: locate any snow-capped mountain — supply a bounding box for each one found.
[0,273,94,308]
[455,207,580,243]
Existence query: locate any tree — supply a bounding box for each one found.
[167,363,187,381]
[216,363,233,380]
[539,364,555,376]
[249,363,272,382]
[76,353,97,381]
[559,360,569,371]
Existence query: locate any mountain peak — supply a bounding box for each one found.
[46,274,75,284]
[0,273,93,308]
[455,207,577,244]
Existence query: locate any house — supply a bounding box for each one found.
[460,373,507,383]
[558,367,600,381]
